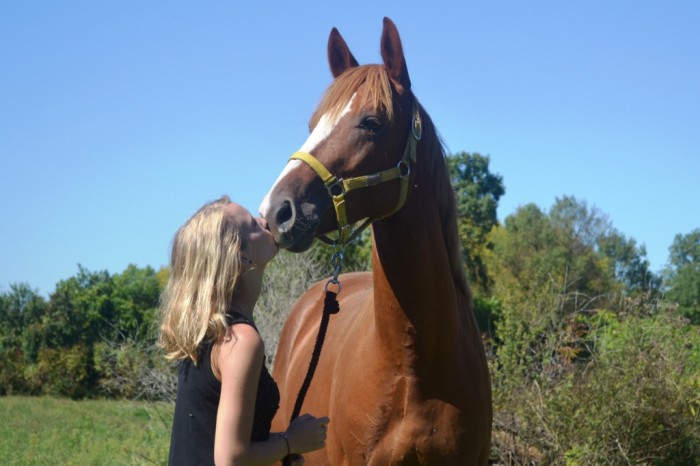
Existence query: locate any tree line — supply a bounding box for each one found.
[0,265,173,399]
[1,152,699,464]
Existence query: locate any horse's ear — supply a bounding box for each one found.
[380,17,411,90]
[328,27,359,78]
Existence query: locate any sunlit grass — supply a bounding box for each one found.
[0,396,173,465]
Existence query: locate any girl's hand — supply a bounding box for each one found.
[285,413,330,454]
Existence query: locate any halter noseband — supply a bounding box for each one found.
[289,100,422,246]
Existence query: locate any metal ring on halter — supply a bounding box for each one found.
[325,278,342,294]
[327,180,345,197]
[397,160,411,178]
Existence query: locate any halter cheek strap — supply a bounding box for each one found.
[289,100,422,246]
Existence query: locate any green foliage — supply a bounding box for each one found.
[665,229,700,324]
[487,197,660,310]
[19,345,91,399]
[111,264,161,341]
[486,197,696,464]
[668,228,700,267]
[473,294,501,337]
[0,346,25,396]
[256,249,328,368]
[0,284,47,396]
[447,152,505,291]
[491,289,700,465]
[44,266,116,348]
[0,264,167,398]
[0,283,47,341]
[93,339,176,401]
[667,265,700,324]
[554,313,700,464]
[598,231,659,292]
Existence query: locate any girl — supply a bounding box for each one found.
[159,196,329,465]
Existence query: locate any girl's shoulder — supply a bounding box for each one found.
[221,322,262,352]
[219,317,263,360]
[213,323,264,381]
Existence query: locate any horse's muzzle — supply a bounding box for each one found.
[265,196,319,252]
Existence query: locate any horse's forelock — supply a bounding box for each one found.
[315,65,394,124]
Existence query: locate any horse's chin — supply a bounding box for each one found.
[274,226,317,253]
[285,235,316,253]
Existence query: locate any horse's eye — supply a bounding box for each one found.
[359,117,383,134]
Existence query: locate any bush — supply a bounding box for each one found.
[491,305,700,465]
[93,339,177,402]
[0,347,26,396]
[32,345,91,399]
[557,314,700,464]
[255,250,327,369]
[473,294,501,337]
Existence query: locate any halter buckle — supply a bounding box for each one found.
[364,173,382,187]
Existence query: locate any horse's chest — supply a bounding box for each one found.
[334,375,463,465]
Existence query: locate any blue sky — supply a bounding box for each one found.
[1,1,699,296]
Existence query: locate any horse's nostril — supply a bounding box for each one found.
[276,199,296,233]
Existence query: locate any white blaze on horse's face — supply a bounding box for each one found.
[259,95,356,217]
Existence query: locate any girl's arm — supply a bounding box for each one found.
[214,324,328,466]
[214,323,286,466]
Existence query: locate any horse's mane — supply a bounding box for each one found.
[414,103,472,305]
[316,64,472,305]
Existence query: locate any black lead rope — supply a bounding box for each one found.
[282,253,343,466]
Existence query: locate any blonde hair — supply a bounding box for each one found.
[158,195,242,364]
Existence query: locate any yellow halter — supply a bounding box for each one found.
[289,100,422,246]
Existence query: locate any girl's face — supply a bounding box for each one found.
[225,202,279,268]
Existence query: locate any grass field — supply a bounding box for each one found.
[0,396,174,465]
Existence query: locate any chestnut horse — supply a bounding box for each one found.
[260,18,492,465]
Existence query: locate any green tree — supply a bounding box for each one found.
[0,283,47,343]
[485,200,698,464]
[669,228,700,266]
[447,152,504,291]
[484,198,649,367]
[548,195,659,295]
[1,265,169,398]
[547,196,617,298]
[598,230,660,293]
[487,199,615,299]
[485,203,581,375]
[44,265,115,349]
[0,284,47,394]
[111,264,161,341]
[665,228,700,324]
[488,197,658,315]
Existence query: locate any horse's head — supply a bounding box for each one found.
[260,18,421,252]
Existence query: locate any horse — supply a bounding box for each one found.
[260,17,492,465]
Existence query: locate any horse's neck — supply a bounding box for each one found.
[370,193,465,373]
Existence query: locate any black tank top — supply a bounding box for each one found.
[168,312,280,465]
